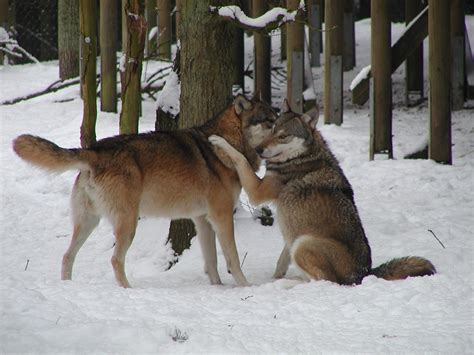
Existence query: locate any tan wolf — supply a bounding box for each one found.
[12,94,277,288]
[209,100,436,285]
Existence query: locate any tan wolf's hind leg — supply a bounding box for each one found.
[61,214,100,281]
[290,235,342,283]
[62,180,100,281]
[193,215,222,285]
[111,213,138,288]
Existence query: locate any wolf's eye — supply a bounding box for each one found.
[278,134,288,140]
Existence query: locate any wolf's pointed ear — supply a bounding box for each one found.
[281,98,291,113]
[234,94,253,115]
[301,105,319,131]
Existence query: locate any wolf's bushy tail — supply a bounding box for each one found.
[13,134,91,172]
[371,256,436,281]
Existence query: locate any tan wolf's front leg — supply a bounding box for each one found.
[209,135,280,206]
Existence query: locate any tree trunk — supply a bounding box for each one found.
[58,0,80,79]
[79,0,97,148]
[253,0,271,103]
[324,0,343,124]
[100,0,118,113]
[166,0,236,258]
[119,0,147,135]
[157,0,171,60]
[287,0,304,113]
[370,0,392,159]
[429,0,451,164]
[0,0,8,65]
[145,0,157,56]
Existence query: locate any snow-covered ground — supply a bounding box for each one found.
[1,18,473,354]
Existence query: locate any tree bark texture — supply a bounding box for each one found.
[166,0,236,257]
[287,0,304,113]
[370,0,392,159]
[253,0,271,103]
[324,0,343,124]
[119,0,147,135]
[100,0,118,113]
[79,0,97,148]
[145,0,157,56]
[157,0,171,60]
[429,0,452,164]
[58,0,80,79]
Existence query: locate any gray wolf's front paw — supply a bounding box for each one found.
[208,135,231,150]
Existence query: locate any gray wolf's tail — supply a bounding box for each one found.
[371,256,436,280]
[13,134,91,172]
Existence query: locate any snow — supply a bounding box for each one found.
[1,17,474,354]
[350,64,371,91]
[156,69,180,116]
[211,1,304,29]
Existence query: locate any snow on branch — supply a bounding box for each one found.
[210,1,306,33]
[0,27,39,64]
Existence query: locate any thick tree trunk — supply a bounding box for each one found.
[166,0,236,258]
[119,0,147,134]
[253,0,271,103]
[58,0,80,79]
[100,0,118,113]
[79,0,97,148]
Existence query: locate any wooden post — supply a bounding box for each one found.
[370,0,392,160]
[308,0,322,67]
[253,0,271,103]
[405,0,424,105]
[120,0,146,134]
[287,0,304,112]
[157,0,171,60]
[100,0,118,113]
[280,0,287,62]
[451,0,465,111]
[122,0,127,53]
[429,0,451,164]
[79,0,97,148]
[145,0,157,56]
[324,0,343,124]
[343,0,355,71]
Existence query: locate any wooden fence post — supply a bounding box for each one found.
[429,0,452,164]
[370,0,392,160]
[287,0,304,112]
[405,0,424,105]
[324,0,343,124]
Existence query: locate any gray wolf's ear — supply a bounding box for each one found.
[234,94,253,115]
[301,105,319,130]
[282,98,291,113]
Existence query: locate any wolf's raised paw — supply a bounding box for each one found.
[208,135,231,150]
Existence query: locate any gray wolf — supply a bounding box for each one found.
[12,94,277,288]
[209,100,436,285]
